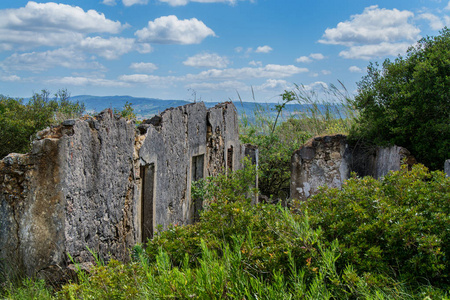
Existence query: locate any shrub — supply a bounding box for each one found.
[296,164,450,289]
[0,90,85,158]
[350,28,450,169]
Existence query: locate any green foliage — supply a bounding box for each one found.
[0,89,85,158]
[59,260,144,299]
[296,164,450,289]
[3,278,53,300]
[113,101,136,120]
[3,166,449,299]
[240,84,356,199]
[351,28,450,169]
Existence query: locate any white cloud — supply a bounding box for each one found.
[418,13,444,30]
[349,66,363,73]
[340,42,412,60]
[123,0,149,6]
[186,80,247,91]
[158,0,244,7]
[119,74,180,88]
[1,75,21,82]
[0,2,124,50]
[183,53,229,68]
[303,81,328,91]
[135,15,215,44]
[47,76,130,87]
[320,6,419,46]
[310,53,325,60]
[320,5,420,60]
[255,45,273,53]
[254,79,290,91]
[130,62,158,73]
[102,0,117,5]
[186,64,308,81]
[235,47,244,53]
[0,48,105,73]
[78,37,149,60]
[249,60,262,67]
[296,53,325,63]
[321,70,331,75]
[445,1,450,11]
[296,56,312,63]
[445,16,450,26]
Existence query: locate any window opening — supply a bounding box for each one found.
[191,154,204,222]
[141,163,155,244]
[227,146,234,171]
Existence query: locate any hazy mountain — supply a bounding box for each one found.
[72,95,341,122]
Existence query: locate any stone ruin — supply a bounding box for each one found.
[0,101,256,281]
[290,134,416,201]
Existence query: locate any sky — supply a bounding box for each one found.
[0,0,449,103]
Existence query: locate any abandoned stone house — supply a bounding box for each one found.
[290,134,416,201]
[0,101,256,280]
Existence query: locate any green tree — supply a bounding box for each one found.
[0,89,85,158]
[351,28,450,169]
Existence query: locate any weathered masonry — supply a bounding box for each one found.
[0,102,255,280]
[290,134,416,201]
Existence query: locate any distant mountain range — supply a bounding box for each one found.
[72,95,340,122]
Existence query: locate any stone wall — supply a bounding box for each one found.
[0,101,253,281]
[445,159,450,177]
[290,135,415,201]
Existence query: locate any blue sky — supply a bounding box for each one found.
[0,0,449,103]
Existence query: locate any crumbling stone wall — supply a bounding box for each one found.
[290,134,415,201]
[0,110,137,280]
[0,101,252,280]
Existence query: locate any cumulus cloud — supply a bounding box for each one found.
[130,62,158,73]
[303,81,328,91]
[320,6,419,46]
[349,66,363,73]
[135,15,215,44]
[254,79,290,91]
[0,48,105,73]
[320,5,420,60]
[445,1,450,10]
[339,42,412,60]
[78,37,151,60]
[186,80,247,91]
[255,45,273,53]
[123,0,149,6]
[0,2,124,49]
[185,64,308,81]
[296,56,312,63]
[321,70,331,75]
[296,53,325,63]
[249,60,262,67]
[47,76,130,87]
[183,53,229,68]
[102,0,117,5]
[1,75,21,82]
[418,13,445,30]
[158,0,246,7]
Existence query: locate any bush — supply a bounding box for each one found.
[0,90,85,158]
[351,28,450,170]
[297,164,450,289]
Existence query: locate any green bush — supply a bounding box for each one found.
[351,28,450,169]
[0,90,85,158]
[297,164,450,289]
